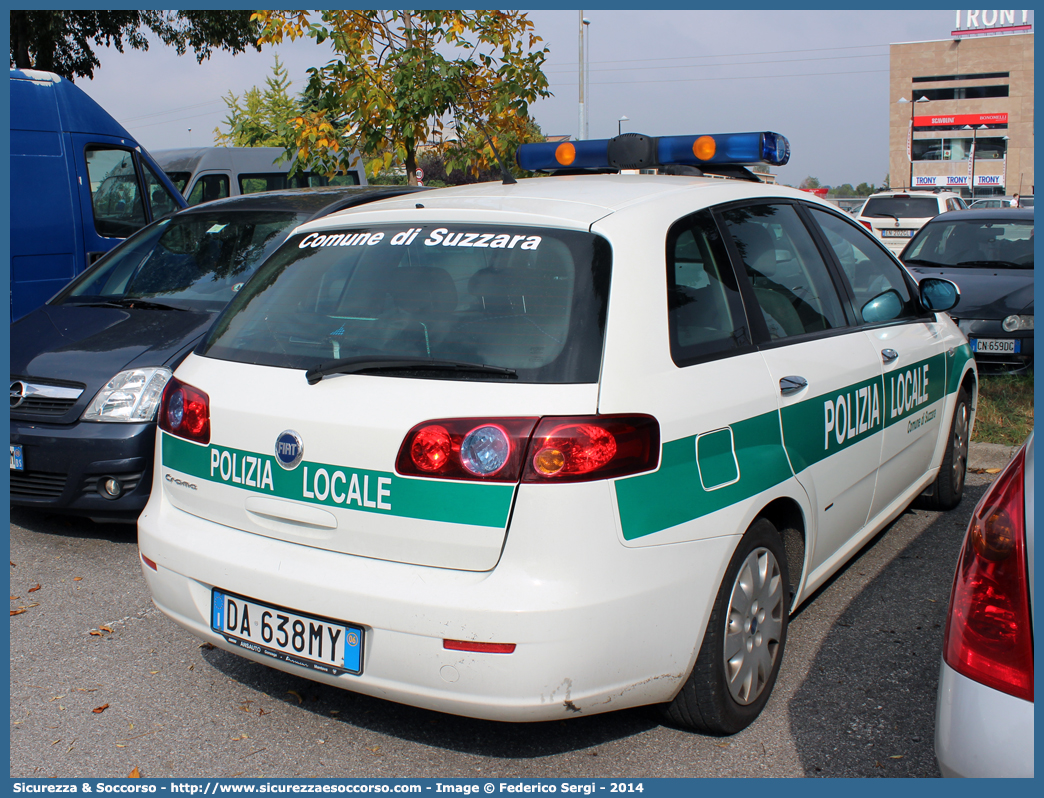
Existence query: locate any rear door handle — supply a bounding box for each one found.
[882,348,899,364]
[780,375,808,396]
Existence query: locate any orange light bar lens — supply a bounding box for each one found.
[693,136,717,161]
[555,142,576,166]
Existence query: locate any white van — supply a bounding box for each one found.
[154,147,367,206]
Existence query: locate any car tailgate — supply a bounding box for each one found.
[156,354,599,571]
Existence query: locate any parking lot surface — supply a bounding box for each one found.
[10,470,995,779]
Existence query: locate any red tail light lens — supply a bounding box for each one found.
[522,415,659,483]
[859,220,873,232]
[396,418,538,482]
[443,639,516,654]
[158,377,211,445]
[396,415,661,484]
[942,445,1033,702]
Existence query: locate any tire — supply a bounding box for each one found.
[921,386,970,511]
[661,517,790,735]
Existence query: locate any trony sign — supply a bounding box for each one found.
[914,175,1004,187]
[952,10,1032,37]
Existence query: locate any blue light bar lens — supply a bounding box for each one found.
[516,140,610,172]
[657,132,791,167]
[516,131,791,171]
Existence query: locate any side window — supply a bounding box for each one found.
[85,147,146,238]
[142,162,182,218]
[666,210,751,365]
[721,204,846,340]
[240,173,287,194]
[808,207,919,325]
[186,174,230,206]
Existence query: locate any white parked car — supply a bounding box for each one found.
[139,131,977,734]
[935,432,1034,777]
[857,190,967,254]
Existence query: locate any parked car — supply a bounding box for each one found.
[138,130,976,734]
[900,208,1033,374]
[935,431,1033,777]
[857,190,967,254]
[10,68,187,321]
[968,196,1018,210]
[10,185,423,522]
[154,147,368,207]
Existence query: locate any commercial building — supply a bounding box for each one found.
[890,13,1033,198]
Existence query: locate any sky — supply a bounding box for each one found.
[76,9,1018,188]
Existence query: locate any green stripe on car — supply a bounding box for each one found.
[160,433,514,529]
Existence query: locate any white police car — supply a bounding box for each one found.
[139,131,977,734]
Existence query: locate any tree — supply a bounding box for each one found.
[799,176,821,190]
[215,56,299,148]
[10,11,260,82]
[253,10,552,185]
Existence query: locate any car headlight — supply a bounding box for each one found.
[82,368,172,422]
[1002,314,1034,333]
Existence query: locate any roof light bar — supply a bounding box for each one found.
[516,131,790,173]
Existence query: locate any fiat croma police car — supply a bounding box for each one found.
[139,131,976,734]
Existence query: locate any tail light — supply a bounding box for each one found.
[859,220,873,232]
[396,418,539,482]
[942,445,1033,702]
[158,377,211,445]
[522,415,659,482]
[396,415,659,484]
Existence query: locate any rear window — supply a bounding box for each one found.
[201,224,612,383]
[862,196,941,219]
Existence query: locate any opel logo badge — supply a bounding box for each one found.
[10,381,26,409]
[275,430,305,470]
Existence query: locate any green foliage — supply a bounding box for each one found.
[827,182,878,198]
[10,10,260,81]
[799,176,821,190]
[254,10,551,185]
[215,56,300,149]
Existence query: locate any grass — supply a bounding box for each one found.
[972,373,1034,445]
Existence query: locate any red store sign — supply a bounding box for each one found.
[913,113,1009,127]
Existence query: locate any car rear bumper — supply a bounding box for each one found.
[138,478,738,722]
[10,419,155,519]
[935,660,1034,777]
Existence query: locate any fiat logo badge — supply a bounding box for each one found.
[275,430,304,470]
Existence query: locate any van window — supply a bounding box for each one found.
[143,161,183,218]
[86,148,147,239]
[187,174,231,206]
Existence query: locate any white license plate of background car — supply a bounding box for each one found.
[211,589,362,676]
[10,444,24,471]
[972,338,1019,354]
[881,229,914,237]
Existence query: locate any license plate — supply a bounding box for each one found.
[211,589,363,676]
[881,229,914,238]
[10,444,24,471]
[971,338,1019,354]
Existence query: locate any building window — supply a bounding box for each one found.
[915,85,1009,101]
[912,137,1007,162]
[912,72,1009,82]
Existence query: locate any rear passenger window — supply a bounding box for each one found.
[721,204,846,340]
[808,207,919,325]
[666,210,751,365]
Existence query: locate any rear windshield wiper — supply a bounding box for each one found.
[306,357,517,385]
[865,213,900,222]
[74,297,190,311]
